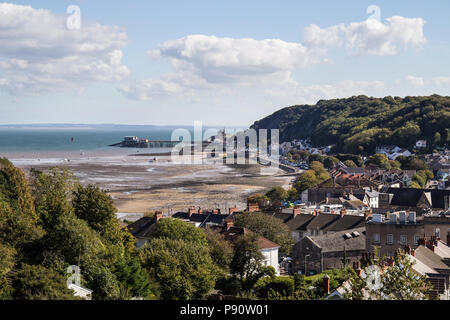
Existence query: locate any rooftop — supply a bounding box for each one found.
[307,227,366,253]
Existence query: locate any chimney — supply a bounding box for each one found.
[247,203,259,213]
[229,207,238,215]
[188,207,196,217]
[293,206,301,218]
[426,239,435,252]
[323,274,330,295]
[225,219,234,230]
[154,211,163,221]
[340,208,347,218]
[418,236,426,246]
[404,245,411,255]
[355,261,362,276]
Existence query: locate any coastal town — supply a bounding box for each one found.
[116,137,450,300]
[1,1,450,312]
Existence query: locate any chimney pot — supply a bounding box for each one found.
[188,207,196,216]
[155,211,163,221]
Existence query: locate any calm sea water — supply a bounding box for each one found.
[0,127,217,153]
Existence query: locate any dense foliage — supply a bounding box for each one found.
[251,95,450,154]
[234,212,293,255]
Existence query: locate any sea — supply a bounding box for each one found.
[0,125,219,153]
[0,125,237,166]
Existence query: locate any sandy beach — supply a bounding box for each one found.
[6,151,297,215]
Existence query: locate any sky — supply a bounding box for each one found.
[0,0,449,127]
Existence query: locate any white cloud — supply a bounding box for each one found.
[406,75,425,87]
[149,35,321,82]
[122,14,427,102]
[303,16,426,56]
[432,77,450,87]
[121,34,326,100]
[0,3,129,94]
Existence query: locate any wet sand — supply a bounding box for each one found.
[7,152,297,214]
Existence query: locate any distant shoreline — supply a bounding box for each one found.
[129,152,173,157]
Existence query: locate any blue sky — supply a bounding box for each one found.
[0,1,449,126]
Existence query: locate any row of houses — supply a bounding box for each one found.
[328,165,418,189]
[126,207,281,275]
[300,186,450,214]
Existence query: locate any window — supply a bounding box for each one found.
[400,235,407,245]
[414,236,420,246]
[435,228,441,239]
[386,234,394,245]
[373,233,380,244]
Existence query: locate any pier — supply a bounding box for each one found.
[109,136,182,148]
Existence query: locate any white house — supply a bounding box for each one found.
[259,238,280,275]
[416,140,428,149]
[375,146,412,160]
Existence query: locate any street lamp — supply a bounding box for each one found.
[304,254,310,276]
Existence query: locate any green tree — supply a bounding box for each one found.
[324,156,339,169]
[12,264,75,300]
[230,234,275,292]
[0,193,44,249]
[0,158,37,221]
[336,154,364,167]
[0,243,16,274]
[204,228,233,273]
[294,170,319,193]
[72,185,122,243]
[255,276,295,298]
[287,188,299,202]
[433,132,442,146]
[366,154,391,169]
[392,122,421,148]
[247,194,269,205]
[151,218,208,246]
[396,156,428,171]
[139,238,218,300]
[380,251,433,300]
[266,186,288,202]
[111,256,154,299]
[234,212,293,255]
[45,212,105,266]
[309,154,324,164]
[83,263,121,300]
[343,160,357,168]
[347,250,433,300]
[309,161,330,181]
[31,167,76,230]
